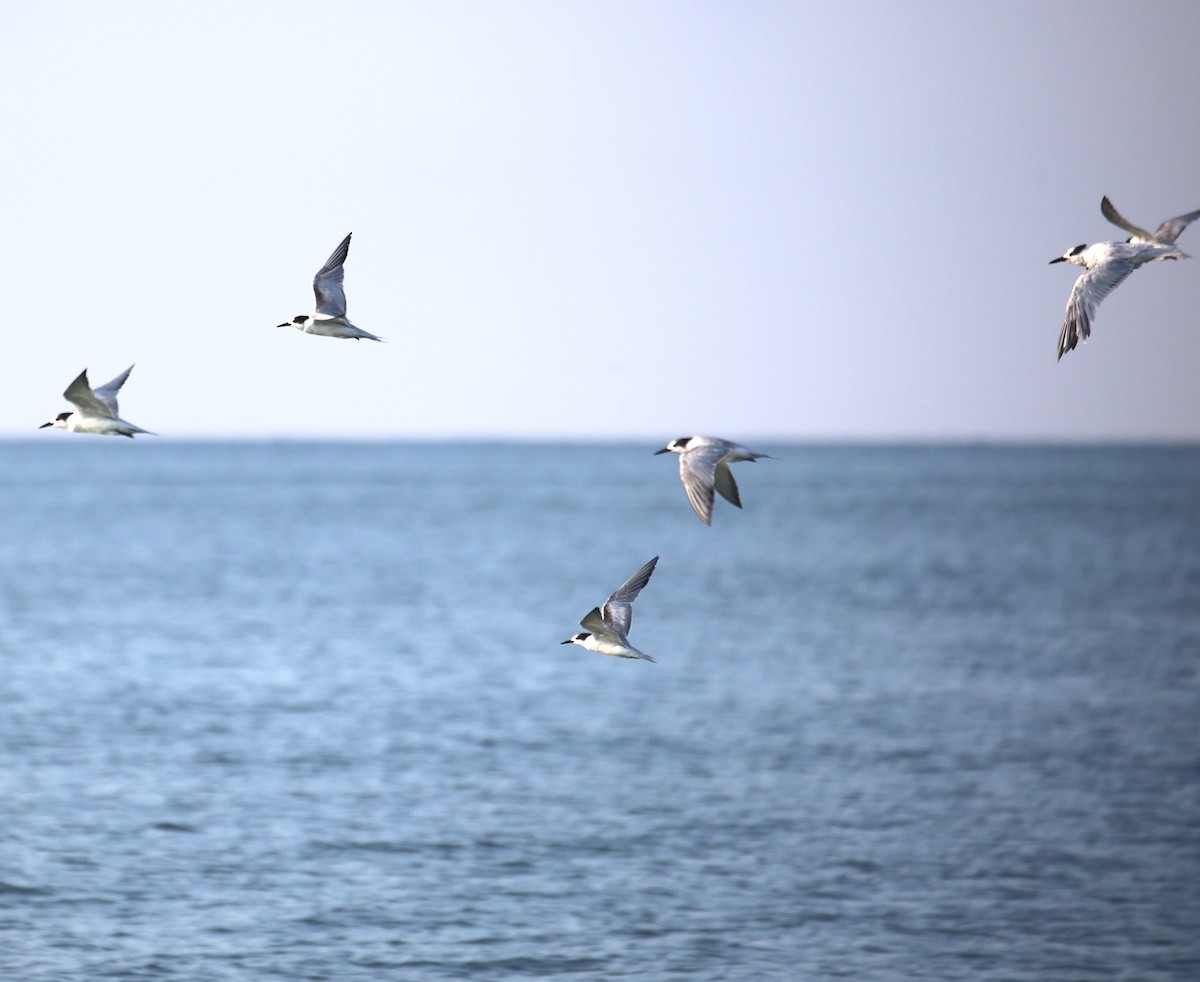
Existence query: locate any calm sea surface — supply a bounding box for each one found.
[0,441,1197,980]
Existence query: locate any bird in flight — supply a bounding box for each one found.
[1050,197,1198,359]
[277,233,383,341]
[561,556,660,663]
[655,436,772,525]
[39,366,153,438]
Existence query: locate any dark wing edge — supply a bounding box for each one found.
[1057,303,1086,360]
[712,461,742,508]
[1100,196,1155,242]
[580,606,612,638]
[316,233,352,278]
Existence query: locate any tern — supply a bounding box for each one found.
[561,556,659,663]
[277,233,383,341]
[39,366,153,437]
[655,436,772,525]
[1051,197,1197,359]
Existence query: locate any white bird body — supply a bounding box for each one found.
[1051,197,1198,360]
[561,556,659,663]
[40,366,153,438]
[294,317,380,340]
[655,435,771,525]
[573,633,653,660]
[278,233,383,342]
[60,413,148,437]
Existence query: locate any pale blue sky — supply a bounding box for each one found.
[3,1,1198,440]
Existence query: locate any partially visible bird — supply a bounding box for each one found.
[655,436,772,525]
[561,556,659,663]
[277,233,383,341]
[1051,197,1197,360]
[39,366,153,437]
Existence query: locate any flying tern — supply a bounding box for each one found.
[277,233,383,341]
[39,366,153,437]
[561,556,659,663]
[1051,197,1197,359]
[655,436,772,525]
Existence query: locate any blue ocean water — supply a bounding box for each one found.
[0,440,1197,980]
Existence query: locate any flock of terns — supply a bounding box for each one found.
[34,231,773,663]
[36,194,1197,662]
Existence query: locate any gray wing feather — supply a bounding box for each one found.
[1102,196,1200,246]
[712,460,742,508]
[1058,258,1136,360]
[679,444,732,525]
[63,369,116,419]
[580,606,620,642]
[601,556,659,639]
[313,233,352,317]
[1153,208,1200,244]
[91,365,134,417]
[1101,197,1156,242]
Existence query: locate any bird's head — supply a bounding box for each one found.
[1050,244,1088,266]
[654,437,693,456]
[561,633,591,646]
[39,412,71,430]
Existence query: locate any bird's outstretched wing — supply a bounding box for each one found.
[313,233,352,317]
[1058,257,1137,360]
[63,370,115,419]
[580,606,618,642]
[90,365,134,417]
[1101,196,1157,243]
[1102,196,1200,248]
[679,442,734,524]
[712,460,743,508]
[1153,207,1200,245]
[601,556,659,639]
